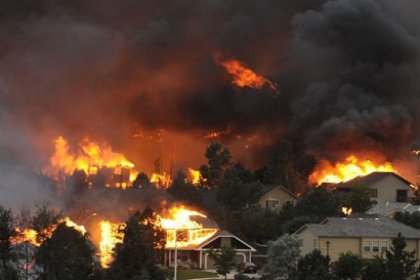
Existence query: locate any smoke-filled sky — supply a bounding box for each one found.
[0,0,420,207]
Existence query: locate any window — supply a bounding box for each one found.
[381,241,388,252]
[372,241,380,252]
[396,190,408,202]
[369,188,378,198]
[265,200,279,209]
[363,241,371,252]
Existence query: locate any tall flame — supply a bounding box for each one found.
[188,168,202,185]
[99,221,125,268]
[45,136,138,188]
[216,56,278,92]
[309,155,396,185]
[150,172,172,188]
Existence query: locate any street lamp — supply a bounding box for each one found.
[171,228,200,280]
[326,240,330,257]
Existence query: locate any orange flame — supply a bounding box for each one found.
[12,217,87,247]
[99,221,125,268]
[216,56,278,92]
[188,168,202,185]
[309,155,396,185]
[45,136,138,188]
[159,206,217,249]
[150,172,172,188]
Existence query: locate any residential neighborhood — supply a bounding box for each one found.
[1,0,420,279]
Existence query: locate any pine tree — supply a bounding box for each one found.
[0,206,18,280]
[108,207,166,280]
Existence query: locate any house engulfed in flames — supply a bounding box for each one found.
[160,207,256,270]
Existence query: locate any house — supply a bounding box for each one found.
[331,172,415,204]
[367,202,420,218]
[163,229,256,269]
[258,185,297,211]
[295,217,420,262]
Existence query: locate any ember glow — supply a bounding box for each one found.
[45,136,138,188]
[159,206,217,248]
[216,56,278,92]
[309,155,396,185]
[99,221,125,268]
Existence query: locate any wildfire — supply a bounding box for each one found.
[188,168,202,185]
[99,221,125,268]
[216,55,278,92]
[12,217,87,247]
[45,136,138,188]
[150,172,172,188]
[159,206,218,248]
[309,155,396,185]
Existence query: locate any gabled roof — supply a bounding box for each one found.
[295,217,420,239]
[367,202,420,217]
[333,172,413,190]
[260,185,297,199]
[197,230,256,252]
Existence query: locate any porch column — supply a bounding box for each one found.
[199,250,202,269]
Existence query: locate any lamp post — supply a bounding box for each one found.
[172,228,200,280]
[326,240,331,257]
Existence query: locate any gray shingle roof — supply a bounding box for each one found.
[367,202,420,216]
[297,217,420,239]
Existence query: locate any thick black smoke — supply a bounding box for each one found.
[0,0,419,209]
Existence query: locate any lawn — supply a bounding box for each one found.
[177,269,219,279]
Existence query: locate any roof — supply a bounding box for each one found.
[295,217,420,239]
[260,185,297,199]
[367,202,420,216]
[165,229,256,251]
[333,172,413,190]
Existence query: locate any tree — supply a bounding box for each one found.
[217,178,262,212]
[332,252,364,280]
[235,206,282,244]
[296,187,340,218]
[341,185,374,213]
[208,245,237,280]
[394,211,420,229]
[132,173,151,189]
[265,234,302,279]
[0,206,18,280]
[297,250,331,280]
[361,257,385,280]
[167,171,202,206]
[383,233,419,280]
[199,142,232,188]
[32,202,60,244]
[35,223,97,280]
[108,207,166,280]
[257,140,302,191]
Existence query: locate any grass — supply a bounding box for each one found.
[177,269,219,279]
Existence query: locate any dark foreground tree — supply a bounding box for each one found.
[35,223,97,280]
[297,250,330,280]
[199,142,232,188]
[107,207,166,280]
[384,233,419,280]
[208,245,237,280]
[0,206,18,280]
[332,252,364,280]
[341,185,374,214]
